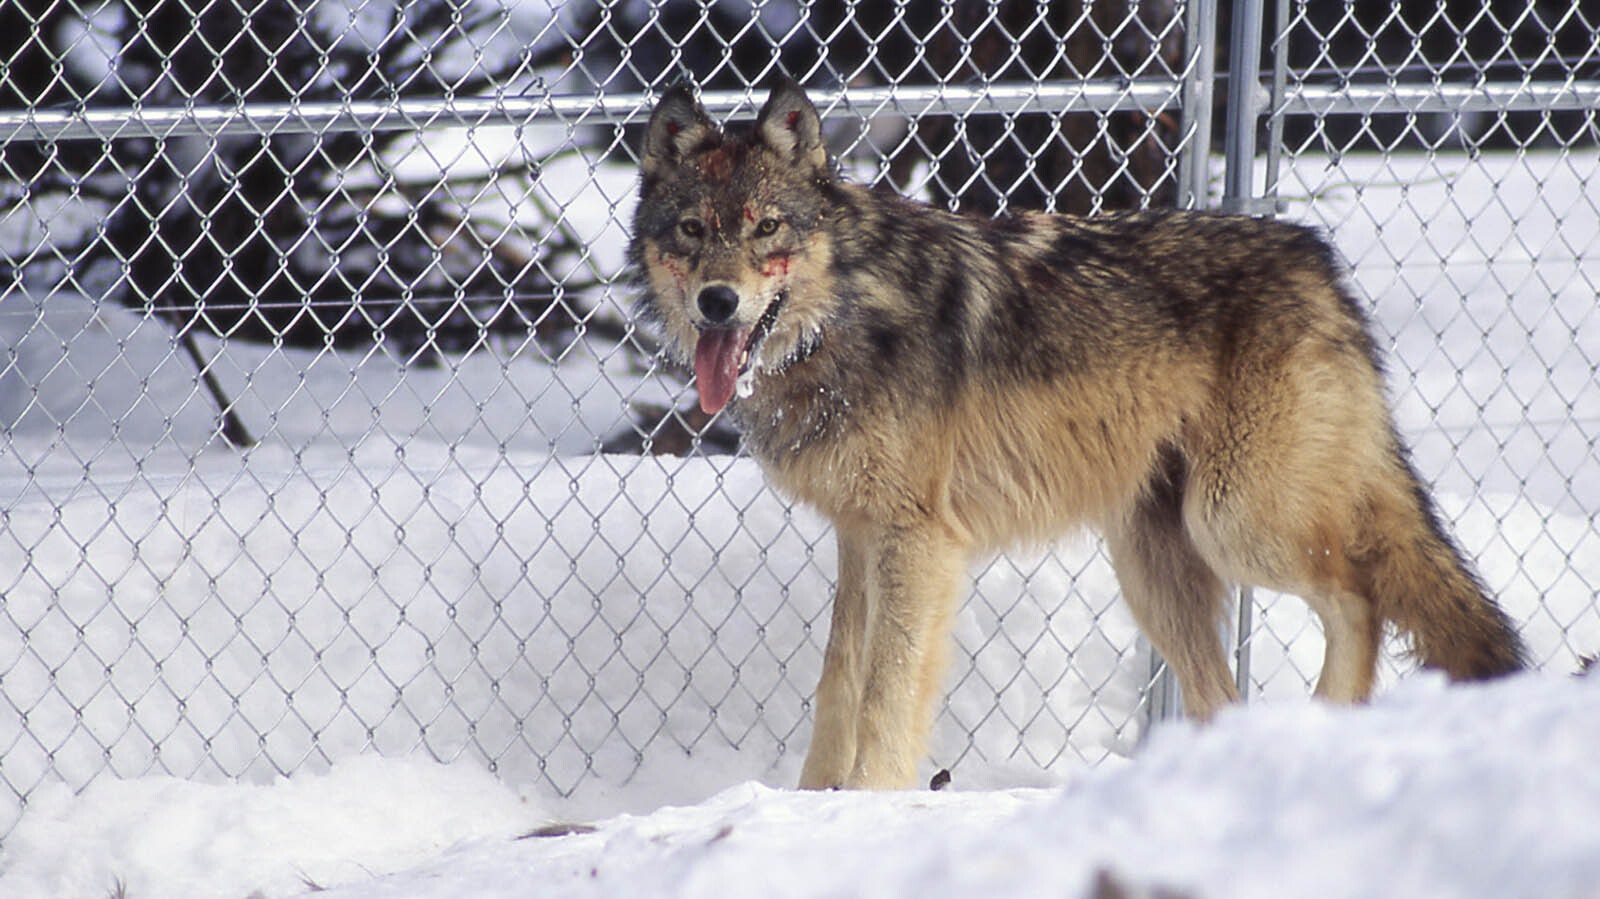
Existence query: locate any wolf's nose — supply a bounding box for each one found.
[697,285,740,325]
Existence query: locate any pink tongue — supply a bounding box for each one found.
[693,328,749,415]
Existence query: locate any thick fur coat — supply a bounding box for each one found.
[630,80,1527,790]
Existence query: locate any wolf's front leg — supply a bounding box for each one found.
[843,521,967,790]
[798,525,869,789]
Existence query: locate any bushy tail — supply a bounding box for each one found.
[1362,454,1528,679]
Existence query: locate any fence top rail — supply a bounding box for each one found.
[6,77,1592,146]
[1279,80,1600,115]
[0,81,1189,144]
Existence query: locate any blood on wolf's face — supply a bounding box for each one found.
[630,83,837,415]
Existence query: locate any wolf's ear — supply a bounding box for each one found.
[754,77,826,171]
[643,83,716,177]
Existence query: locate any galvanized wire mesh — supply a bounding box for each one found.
[1,0,1596,839]
[1237,0,1600,697]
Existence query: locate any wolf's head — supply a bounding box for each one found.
[630,79,838,415]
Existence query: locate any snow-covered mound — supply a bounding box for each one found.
[3,670,1596,898]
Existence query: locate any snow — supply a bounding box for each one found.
[1,142,1596,897]
[5,673,1599,898]
[0,757,544,899]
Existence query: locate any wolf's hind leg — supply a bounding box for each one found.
[1301,586,1382,703]
[1104,463,1240,721]
[799,527,869,790]
[1180,346,1390,705]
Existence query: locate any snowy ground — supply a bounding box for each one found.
[0,142,1596,897]
[5,672,1599,898]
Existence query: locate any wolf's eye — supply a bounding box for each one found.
[755,218,781,237]
[679,219,705,239]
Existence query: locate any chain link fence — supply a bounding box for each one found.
[1234,0,1600,698]
[2,0,1596,837]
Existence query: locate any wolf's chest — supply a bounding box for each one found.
[736,377,857,465]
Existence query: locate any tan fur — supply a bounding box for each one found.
[630,80,1527,790]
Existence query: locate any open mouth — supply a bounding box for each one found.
[692,290,787,415]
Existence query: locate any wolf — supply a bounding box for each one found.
[629,79,1528,790]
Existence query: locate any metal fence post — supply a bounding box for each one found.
[1151,0,1270,724]
[1176,0,1220,211]
[1146,0,1224,726]
[1222,0,1266,216]
[1221,0,1270,702]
